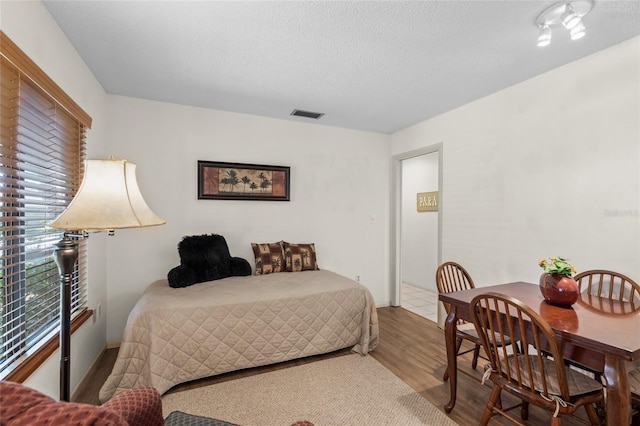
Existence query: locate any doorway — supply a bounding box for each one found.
[391,144,442,323]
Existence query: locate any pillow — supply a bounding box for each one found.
[251,242,285,275]
[282,241,319,272]
[168,234,251,288]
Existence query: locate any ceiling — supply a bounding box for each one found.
[43,1,640,134]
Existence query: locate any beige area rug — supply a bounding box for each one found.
[161,354,459,426]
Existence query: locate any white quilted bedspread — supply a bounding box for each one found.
[99,270,379,402]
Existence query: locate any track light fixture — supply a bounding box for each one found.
[535,0,592,47]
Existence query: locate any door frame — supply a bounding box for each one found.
[390,143,443,306]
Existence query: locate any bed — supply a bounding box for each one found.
[99,269,379,402]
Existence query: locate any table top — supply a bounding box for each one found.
[439,281,640,361]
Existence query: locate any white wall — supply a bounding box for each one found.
[103,95,391,343]
[401,152,439,290]
[1,1,109,398]
[392,37,640,288]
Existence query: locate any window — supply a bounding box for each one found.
[0,31,92,379]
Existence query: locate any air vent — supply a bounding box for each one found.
[290,109,325,120]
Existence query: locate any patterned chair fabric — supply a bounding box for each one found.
[0,381,164,426]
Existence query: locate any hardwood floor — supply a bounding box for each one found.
[75,306,613,425]
[371,307,596,425]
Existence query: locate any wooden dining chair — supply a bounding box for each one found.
[436,261,483,381]
[470,292,604,426]
[573,270,640,382]
[574,269,640,305]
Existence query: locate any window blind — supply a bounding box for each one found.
[1,33,89,377]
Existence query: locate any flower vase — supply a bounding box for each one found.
[539,273,579,306]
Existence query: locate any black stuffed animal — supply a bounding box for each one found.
[167,234,251,288]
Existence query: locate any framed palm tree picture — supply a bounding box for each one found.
[198,161,290,201]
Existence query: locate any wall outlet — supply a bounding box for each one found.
[356,275,360,282]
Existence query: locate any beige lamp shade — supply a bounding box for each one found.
[49,159,166,231]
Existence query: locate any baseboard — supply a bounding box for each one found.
[71,343,108,402]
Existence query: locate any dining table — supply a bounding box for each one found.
[439,281,640,426]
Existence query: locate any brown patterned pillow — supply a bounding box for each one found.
[251,242,285,275]
[282,241,319,272]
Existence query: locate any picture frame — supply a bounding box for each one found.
[197,161,290,201]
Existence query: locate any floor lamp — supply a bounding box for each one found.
[49,159,165,401]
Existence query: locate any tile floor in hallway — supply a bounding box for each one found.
[400,282,439,322]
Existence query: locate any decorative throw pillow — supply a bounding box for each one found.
[282,241,319,272]
[167,234,251,288]
[251,242,285,275]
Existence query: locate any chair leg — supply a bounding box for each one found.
[443,337,463,382]
[595,398,606,423]
[550,415,562,426]
[584,403,601,426]
[480,385,501,426]
[521,401,529,420]
[471,344,481,370]
[632,405,640,426]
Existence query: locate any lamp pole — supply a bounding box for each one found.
[53,235,78,402]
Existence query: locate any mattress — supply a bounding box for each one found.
[99,270,379,402]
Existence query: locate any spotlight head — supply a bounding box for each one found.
[570,22,586,40]
[537,25,552,47]
[561,4,581,29]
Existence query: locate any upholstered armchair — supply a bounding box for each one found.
[0,381,164,425]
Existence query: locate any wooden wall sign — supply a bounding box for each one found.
[417,191,438,212]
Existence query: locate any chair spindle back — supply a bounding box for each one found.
[436,262,476,325]
[574,269,640,304]
[470,292,570,401]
